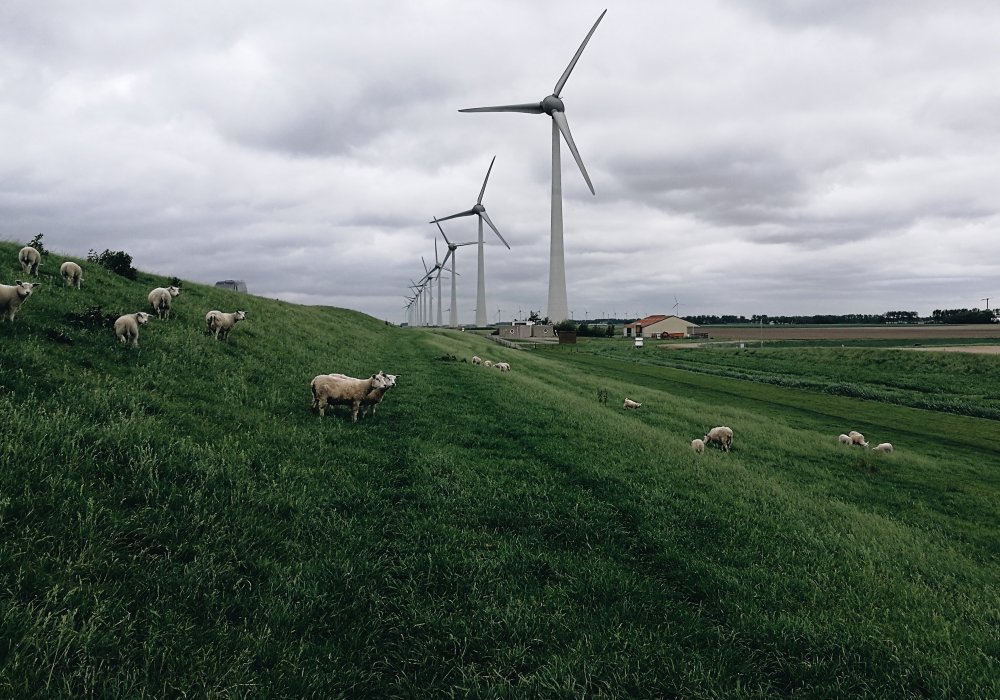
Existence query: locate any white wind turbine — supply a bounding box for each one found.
[459,10,606,323]
[433,219,477,328]
[431,155,510,327]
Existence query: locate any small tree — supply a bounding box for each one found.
[528,310,541,323]
[554,320,577,333]
[88,248,138,279]
[605,323,615,337]
[28,233,48,256]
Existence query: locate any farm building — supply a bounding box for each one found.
[214,279,248,293]
[623,314,700,339]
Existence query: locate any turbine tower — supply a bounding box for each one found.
[431,156,510,327]
[434,220,477,327]
[460,9,606,323]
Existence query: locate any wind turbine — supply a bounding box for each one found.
[460,9,606,323]
[431,156,509,326]
[672,296,682,317]
[434,219,477,327]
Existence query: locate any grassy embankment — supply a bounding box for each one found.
[1,241,998,697]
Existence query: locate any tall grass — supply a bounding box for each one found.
[1,241,998,697]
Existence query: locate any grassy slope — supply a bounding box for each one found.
[1,241,998,697]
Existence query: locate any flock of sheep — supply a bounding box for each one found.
[4,246,248,348]
[471,355,511,372]
[838,430,893,453]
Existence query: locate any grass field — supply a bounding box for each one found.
[2,241,998,697]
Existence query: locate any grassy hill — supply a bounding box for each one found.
[2,241,998,697]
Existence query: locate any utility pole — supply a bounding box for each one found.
[983,298,990,311]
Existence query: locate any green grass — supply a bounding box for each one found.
[2,241,998,697]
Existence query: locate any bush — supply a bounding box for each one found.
[28,233,48,256]
[88,249,138,280]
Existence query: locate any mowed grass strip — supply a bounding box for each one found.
[1,241,998,697]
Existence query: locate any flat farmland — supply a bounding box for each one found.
[703,324,1000,342]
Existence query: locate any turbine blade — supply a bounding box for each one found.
[554,9,607,97]
[430,209,477,224]
[478,155,496,205]
[479,211,510,249]
[459,103,544,114]
[433,219,452,246]
[422,256,429,275]
[552,111,595,195]
[434,238,440,264]
[441,248,454,268]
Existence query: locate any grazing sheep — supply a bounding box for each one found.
[310,372,392,422]
[848,431,869,448]
[147,286,181,319]
[483,360,494,368]
[114,311,151,347]
[623,398,642,410]
[703,426,734,452]
[872,442,893,454]
[322,371,399,418]
[205,309,247,340]
[691,438,705,454]
[59,261,84,288]
[18,246,41,276]
[471,355,483,365]
[0,280,40,321]
[838,433,853,446]
[496,362,511,372]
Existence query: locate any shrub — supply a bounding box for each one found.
[88,249,138,279]
[28,233,48,256]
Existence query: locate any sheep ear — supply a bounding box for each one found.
[15,280,22,285]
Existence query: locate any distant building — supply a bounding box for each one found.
[623,314,700,339]
[214,280,248,293]
[498,322,555,340]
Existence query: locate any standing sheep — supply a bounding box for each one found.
[838,433,853,446]
[872,442,893,453]
[114,311,151,347]
[148,286,181,319]
[310,372,392,422]
[205,310,247,340]
[623,398,642,410]
[0,280,40,321]
[496,362,511,372]
[691,438,705,454]
[848,431,869,448]
[471,356,483,365]
[18,246,41,276]
[318,371,398,418]
[59,261,84,288]
[703,426,734,452]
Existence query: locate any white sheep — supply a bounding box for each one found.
[691,438,705,454]
[59,261,84,288]
[703,426,734,452]
[310,372,392,422]
[323,371,398,418]
[148,286,181,319]
[872,442,893,453]
[848,431,869,448]
[114,311,151,347]
[838,433,852,446]
[471,355,483,365]
[18,246,41,276]
[496,362,511,372]
[0,280,40,321]
[623,398,642,410]
[483,360,494,368]
[205,310,247,340]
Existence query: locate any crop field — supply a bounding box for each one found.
[702,324,1000,342]
[1,242,998,697]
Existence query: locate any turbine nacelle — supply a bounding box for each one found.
[541,94,565,115]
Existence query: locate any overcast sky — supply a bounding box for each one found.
[2,0,998,323]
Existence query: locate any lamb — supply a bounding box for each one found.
[0,280,40,322]
[838,433,853,446]
[321,371,399,418]
[691,438,705,454]
[471,355,483,365]
[623,398,642,410]
[848,431,869,448]
[205,310,247,340]
[703,426,734,452]
[59,261,84,288]
[483,360,494,368]
[310,372,392,422]
[114,311,151,347]
[148,286,181,319]
[872,442,893,454]
[496,362,511,372]
[18,246,41,276]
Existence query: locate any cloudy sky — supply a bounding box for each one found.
[2,0,998,323]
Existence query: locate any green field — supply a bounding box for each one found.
[2,241,998,697]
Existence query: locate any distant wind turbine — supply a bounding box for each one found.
[431,156,509,327]
[434,220,477,327]
[460,9,606,323]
